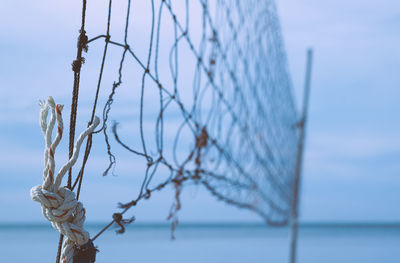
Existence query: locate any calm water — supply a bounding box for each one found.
[0,223,399,262]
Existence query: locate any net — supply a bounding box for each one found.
[67,0,298,245]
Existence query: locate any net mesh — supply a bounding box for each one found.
[71,0,298,239]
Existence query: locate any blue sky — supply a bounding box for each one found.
[0,0,399,223]
[279,0,400,222]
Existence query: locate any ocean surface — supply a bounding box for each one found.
[0,223,399,262]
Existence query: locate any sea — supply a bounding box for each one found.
[0,223,399,262]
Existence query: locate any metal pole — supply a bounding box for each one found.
[289,48,313,263]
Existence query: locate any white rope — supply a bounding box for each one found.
[31,96,100,263]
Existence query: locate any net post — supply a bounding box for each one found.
[289,48,313,263]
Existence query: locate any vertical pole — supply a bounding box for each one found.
[289,48,313,263]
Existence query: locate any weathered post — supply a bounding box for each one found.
[289,48,313,263]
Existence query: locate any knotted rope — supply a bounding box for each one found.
[31,96,100,263]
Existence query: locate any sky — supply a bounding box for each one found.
[0,0,399,224]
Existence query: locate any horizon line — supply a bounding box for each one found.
[1,221,400,229]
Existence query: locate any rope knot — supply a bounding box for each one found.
[112,213,135,234]
[78,30,89,52]
[72,58,85,73]
[31,97,100,263]
[105,34,111,43]
[31,186,80,223]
